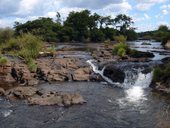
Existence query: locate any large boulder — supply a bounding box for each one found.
[103,65,125,83]
[129,50,154,58]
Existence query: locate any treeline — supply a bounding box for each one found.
[138,25,170,45]
[13,10,137,42]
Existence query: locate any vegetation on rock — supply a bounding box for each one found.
[153,62,170,82]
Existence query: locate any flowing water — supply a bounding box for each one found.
[0,41,170,128]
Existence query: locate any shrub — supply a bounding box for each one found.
[153,67,164,82]
[164,62,170,77]
[0,57,8,65]
[114,35,127,43]
[112,42,129,55]
[0,28,14,44]
[3,33,43,60]
[27,59,37,72]
[153,62,170,82]
[117,48,126,57]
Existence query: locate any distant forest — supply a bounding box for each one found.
[14,10,137,42]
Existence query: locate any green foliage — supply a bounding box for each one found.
[0,57,8,65]
[2,33,43,61]
[91,29,105,42]
[153,62,170,82]
[14,17,61,42]
[114,35,127,43]
[14,10,136,42]
[114,14,134,35]
[47,46,56,56]
[153,67,164,82]
[117,48,126,57]
[112,42,129,57]
[0,28,14,44]
[27,59,37,72]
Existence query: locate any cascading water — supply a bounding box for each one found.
[87,59,153,89]
[87,59,154,105]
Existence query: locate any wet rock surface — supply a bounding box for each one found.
[2,86,86,107]
[103,65,125,83]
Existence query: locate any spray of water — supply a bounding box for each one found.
[87,59,153,89]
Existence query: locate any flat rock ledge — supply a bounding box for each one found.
[5,86,86,107]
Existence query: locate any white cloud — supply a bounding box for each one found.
[135,0,167,11]
[160,4,170,15]
[16,0,40,15]
[102,1,132,13]
[136,3,154,11]
[144,13,150,19]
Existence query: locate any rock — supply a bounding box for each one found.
[73,68,91,81]
[162,57,170,64]
[28,79,39,86]
[6,87,37,100]
[129,50,154,58]
[71,93,86,105]
[28,92,63,106]
[0,88,5,96]
[141,42,151,45]
[103,65,125,83]
[28,92,86,106]
[165,40,170,49]
[89,73,103,82]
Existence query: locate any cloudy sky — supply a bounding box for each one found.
[0,0,170,32]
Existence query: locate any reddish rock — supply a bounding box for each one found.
[5,87,37,100]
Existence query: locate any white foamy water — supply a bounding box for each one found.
[87,59,153,89]
[2,110,13,117]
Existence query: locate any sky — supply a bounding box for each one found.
[0,0,170,32]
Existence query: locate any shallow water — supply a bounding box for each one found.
[1,82,170,128]
[127,40,170,60]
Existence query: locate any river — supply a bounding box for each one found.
[0,41,170,128]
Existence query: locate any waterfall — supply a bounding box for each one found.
[87,59,153,89]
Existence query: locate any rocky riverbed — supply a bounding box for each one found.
[0,41,170,128]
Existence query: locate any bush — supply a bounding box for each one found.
[153,62,170,82]
[3,33,43,60]
[117,48,126,57]
[114,35,127,43]
[27,59,37,72]
[112,42,129,55]
[153,67,164,82]
[0,57,8,65]
[0,28,14,44]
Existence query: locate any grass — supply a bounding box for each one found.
[27,59,37,72]
[0,57,8,65]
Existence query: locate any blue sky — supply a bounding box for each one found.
[0,0,170,32]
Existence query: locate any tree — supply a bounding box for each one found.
[14,17,62,42]
[114,14,134,35]
[64,10,91,41]
[158,25,169,32]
